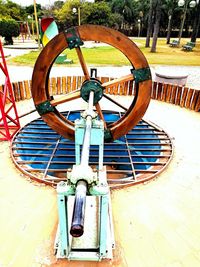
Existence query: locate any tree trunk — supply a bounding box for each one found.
[166,12,173,44]
[151,0,161,52]
[191,2,200,43]
[145,0,153,47]
[4,36,13,45]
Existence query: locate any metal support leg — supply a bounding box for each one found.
[99,195,109,257]
[57,194,69,256]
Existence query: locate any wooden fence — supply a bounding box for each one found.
[0,76,200,112]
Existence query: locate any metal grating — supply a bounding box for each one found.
[11,110,173,189]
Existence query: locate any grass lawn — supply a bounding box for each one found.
[9,38,200,66]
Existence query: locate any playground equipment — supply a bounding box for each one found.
[40,18,73,64]
[11,25,173,261]
[0,41,20,141]
[40,17,58,46]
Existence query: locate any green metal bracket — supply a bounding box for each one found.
[36,100,55,116]
[65,27,84,49]
[80,79,104,105]
[131,67,151,83]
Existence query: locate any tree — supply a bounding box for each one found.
[0,0,29,21]
[54,1,64,9]
[25,4,43,17]
[110,0,137,33]
[54,0,115,29]
[83,2,113,26]
[164,0,177,44]
[0,19,20,44]
[4,0,23,20]
[191,1,200,43]
[151,0,161,52]
[54,0,80,28]
[0,0,8,19]
[145,0,154,47]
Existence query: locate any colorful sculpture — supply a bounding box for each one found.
[40,17,58,46]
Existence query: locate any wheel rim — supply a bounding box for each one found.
[31,24,152,141]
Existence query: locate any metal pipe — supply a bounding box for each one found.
[88,90,94,111]
[80,91,94,166]
[70,91,94,237]
[70,180,87,237]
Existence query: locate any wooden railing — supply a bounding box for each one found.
[151,81,200,112]
[0,76,199,112]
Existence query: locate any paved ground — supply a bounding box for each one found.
[0,39,200,89]
[0,97,200,267]
[1,37,200,267]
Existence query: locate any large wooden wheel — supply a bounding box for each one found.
[31,25,152,141]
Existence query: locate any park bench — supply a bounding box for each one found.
[169,40,179,47]
[182,41,195,51]
[55,54,73,64]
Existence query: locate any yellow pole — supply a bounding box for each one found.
[78,7,81,26]
[32,17,35,37]
[33,0,41,49]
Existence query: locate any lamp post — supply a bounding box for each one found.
[72,0,94,26]
[137,11,143,38]
[33,0,41,49]
[178,0,197,44]
[28,15,34,37]
[138,19,141,37]
[72,7,81,26]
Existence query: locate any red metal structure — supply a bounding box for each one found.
[0,40,20,141]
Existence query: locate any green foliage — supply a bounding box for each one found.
[0,0,23,20]
[54,1,64,9]
[0,19,20,44]
[82,2,113,26]
[54,0,80,28]
[25,4,43,17]
[54,0,117,29]
[0,0,198,46]
[0,0,8,19]
[110,0,137,24]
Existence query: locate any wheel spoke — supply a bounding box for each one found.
[75,47,90,80]
[51,90,80,106]
[103,94,128,111]
[95,103,107,129]
[101,74,134,89]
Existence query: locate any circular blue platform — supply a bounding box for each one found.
[12,110,173,188]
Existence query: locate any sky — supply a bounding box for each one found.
[11,0,56,7]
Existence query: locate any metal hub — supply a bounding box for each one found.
[11,110,173,189]
[80,79,103,104]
